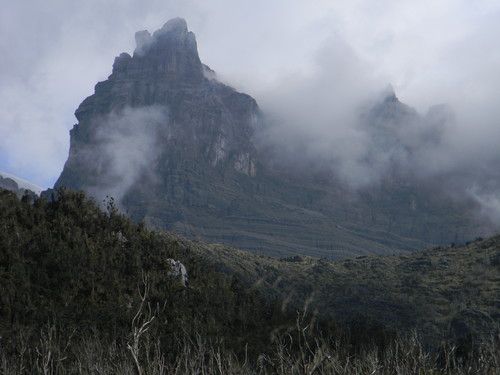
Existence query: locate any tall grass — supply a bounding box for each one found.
[1,321,498,374]
[2,278,498,374]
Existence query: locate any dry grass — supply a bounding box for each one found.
[2,261,498,374]
[1,320,498,375]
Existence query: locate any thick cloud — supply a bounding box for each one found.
[78,106,169,205]
[1,1,500,222]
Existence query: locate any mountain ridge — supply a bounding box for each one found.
[54,18,490,258]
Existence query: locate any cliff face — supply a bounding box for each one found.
[56,18,259,194]
[55,19,488,258]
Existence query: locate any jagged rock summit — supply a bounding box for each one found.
[57,19,259,197]
[54,19,487,258]
[126,18,203,83]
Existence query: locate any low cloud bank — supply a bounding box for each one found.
[254,35,500,225]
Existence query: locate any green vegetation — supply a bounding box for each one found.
[0,189,498,373]
[201,235,500,347]
[0,189,289,355]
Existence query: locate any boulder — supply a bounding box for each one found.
[167,259,188,287]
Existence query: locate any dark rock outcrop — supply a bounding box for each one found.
[0,176,19,192]
[0,174,38,200]
[56,18,259,195]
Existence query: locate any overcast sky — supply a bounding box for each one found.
[1,0,500,188]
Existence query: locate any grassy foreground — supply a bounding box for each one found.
[2,321,498,374]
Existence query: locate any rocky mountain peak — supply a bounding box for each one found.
[54,19,480,258]
[134,18,194,56]
[159,17,188,34]
[58,18,261,203]
[109,18,203,84]
[381,84,399,103]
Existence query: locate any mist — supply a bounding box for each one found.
[1,1,500,221]
[79,106,168,205]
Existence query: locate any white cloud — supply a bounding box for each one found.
[0,1,500,191]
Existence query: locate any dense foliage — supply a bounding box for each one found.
[0,189,292,356]
[0,189,498,373]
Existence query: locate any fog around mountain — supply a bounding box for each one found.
[48,19,494,257]
[1,2,500,225]
[1,2,499,179]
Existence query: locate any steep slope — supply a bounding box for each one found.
[1,188,498,348]
[0,188,288,357]
[54,19,488,258]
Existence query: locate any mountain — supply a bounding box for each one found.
[0,171,41,197]
[54,18,489,258]
[57,18,259,187]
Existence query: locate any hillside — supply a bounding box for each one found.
[53,18,490,259]
[0,188,285,347]
[200,236,500,346]
[1,189,498,351]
